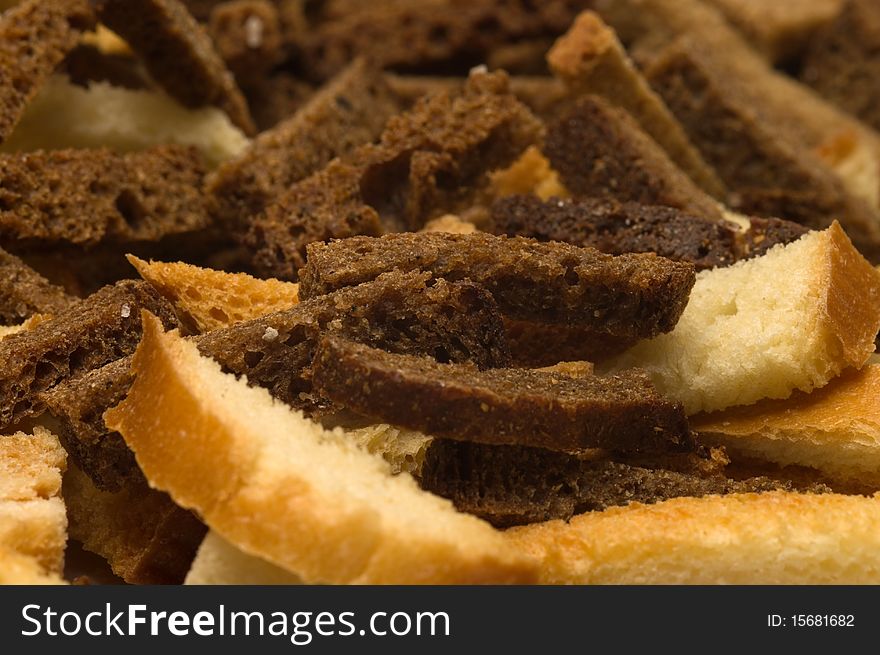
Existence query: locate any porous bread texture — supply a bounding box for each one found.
[507,491,880,584]
[104,314,537,585]
[186,531,302,585]
[490,146,569,201]
[0,427,67,575]
[605,223,880,414]
[344,424,434,476]
[2,75,248,167]
[0,547,66,585]
[694,365,880,487]
[815,130,880,210]
[128,255,299,333]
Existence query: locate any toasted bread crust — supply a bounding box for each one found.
[105,315,538,584]
[694,365,880,486]
[548,11,725,199]
[507,491,880,584]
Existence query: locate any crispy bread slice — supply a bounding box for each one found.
[548,11,725,199]
[605,223,880,414]
[544,96,724,221]
[0,428,67,575]
[208,59,401,229]
[246,70,543,279]
[694,365,880,487]
[299,231,696,339]
[104,314,537,584]
[0,247,73,325]
[0,0,94,145]
[311,336,692,454]
[128,255,299,333]
[507,491,880,584]
[96,0,255,135]
[0,146,209,247]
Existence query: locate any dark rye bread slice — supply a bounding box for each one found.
[208,59,401,230]
[800,0,880,133]
[544,95,725,221]
[299,231,696,339]
[419,440,823,528]
[299,0,586,82]
[0,280,178,430]
[95,0,256,135]
[0,0,94,145]
[384,74,572,123]
[43,357,138,492]
[44,270,511,490]
[245,71,543,279]
[312,336,693,454]
[501,319,648,368]
[0,146,209,247]
[194,270,511,415]
[489,195,809,271]
[0,248,74,325]
[644,39,880,257]
[238,71,540,272]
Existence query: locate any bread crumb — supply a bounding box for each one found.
[120,304,131,318]
[244,15,264,49]
[262,326,279,341]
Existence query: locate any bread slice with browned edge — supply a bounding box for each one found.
[64,462,206,585]
[312,336,692,454]
[246,70,543,280]
[544,95,724,221]
[507,492,880,584]
[0,427,66,576]
[104,314,537,584]
[490,195,811,271]
[0,280,179,430]
[0,247,73,325]
[419,440,806,528]
[693,365,880,487]
[299,231,696,341]
[548,11,725,199]
[605,223,880,414]
[0,146,209,247]
[186,531,302,585]
[96,0,255,135]
[45,270,510,492]
[127,255,299,333]
[208,58,401,230]
[0,0,94,144]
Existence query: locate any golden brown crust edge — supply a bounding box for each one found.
[822,221,880,364]
[507,491,880,584]
[105,314,537,585]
